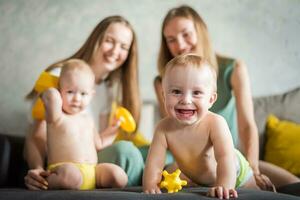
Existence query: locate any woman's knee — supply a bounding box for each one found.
[99,141,142,163]
[112,141,140,156]
[259,160,299,187]
[98,141,145,186]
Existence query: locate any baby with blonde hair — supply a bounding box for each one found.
[42,59,127,190]
[143,54,258,198]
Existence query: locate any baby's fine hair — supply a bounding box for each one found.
[162,54,217,91]
[58,59,95,86]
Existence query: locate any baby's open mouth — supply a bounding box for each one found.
[175,109,195,118]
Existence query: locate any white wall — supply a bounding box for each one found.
[1,0,300,136]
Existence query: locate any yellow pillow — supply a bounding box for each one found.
[264,114,300,176]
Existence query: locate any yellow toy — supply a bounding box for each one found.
[31,98,46,120]
[110,101,150,147]
[34,71,59,93]
[159,169,187,193]
[114,129,150,147]
[109,101,136,133]
[31,71,59,119]
[115,106,136,133]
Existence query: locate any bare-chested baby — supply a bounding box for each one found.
[41,59,127,190]
[143,54,259,199]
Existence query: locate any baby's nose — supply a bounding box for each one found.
[73,93,81,101]
[180,93,192,104]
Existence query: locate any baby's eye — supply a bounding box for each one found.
[67,90,74,94]
[193,91,203,96]
[183,31,191,38]
[81,92,87,96]
[171,89,181,95]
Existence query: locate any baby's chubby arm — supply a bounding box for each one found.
[41,88,63,123]
[209,114,237,199]
[143,121,168,194]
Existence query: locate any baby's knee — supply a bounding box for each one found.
[48,164,82,190]
[110,165,128,188]
[96,164,128,188]
[60,172,82,189]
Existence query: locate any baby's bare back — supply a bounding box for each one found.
[47,113,97,165]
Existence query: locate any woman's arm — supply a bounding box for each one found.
[24,120,47,169]
[230,60,259,173]
[154,76,168,118]
[231,60,276,191]
[23,120,50,190]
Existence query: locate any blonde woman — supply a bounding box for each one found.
[24,16,143,190]
[154,5,299,191]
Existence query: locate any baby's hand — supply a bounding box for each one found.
[111,117,122,129]
[102,117,121,137]
[207,186,238,199]
[143,184,162,194]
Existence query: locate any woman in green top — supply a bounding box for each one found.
[154,5,299,191]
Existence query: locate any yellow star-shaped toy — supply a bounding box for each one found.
[159,169,187,193]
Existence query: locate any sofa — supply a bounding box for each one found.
[254,86,300,160]
[1,87,300,199]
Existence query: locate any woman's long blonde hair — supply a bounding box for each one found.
[26,15,141,125]
[158,5,217,77]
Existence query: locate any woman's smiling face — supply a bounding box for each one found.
[94,22,133,72]
[164,17,198,57]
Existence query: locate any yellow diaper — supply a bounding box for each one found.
[48,162,96,190]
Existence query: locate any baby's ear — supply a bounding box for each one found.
[209,92,217,107]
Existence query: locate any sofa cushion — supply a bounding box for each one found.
[264,115,300,176]
[253,87,300,159]
[0,134,27,188]
[0,135,10,186]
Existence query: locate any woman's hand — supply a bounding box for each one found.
[24,168,50,190]
[254,173,276,192]
[207,186,238,199]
